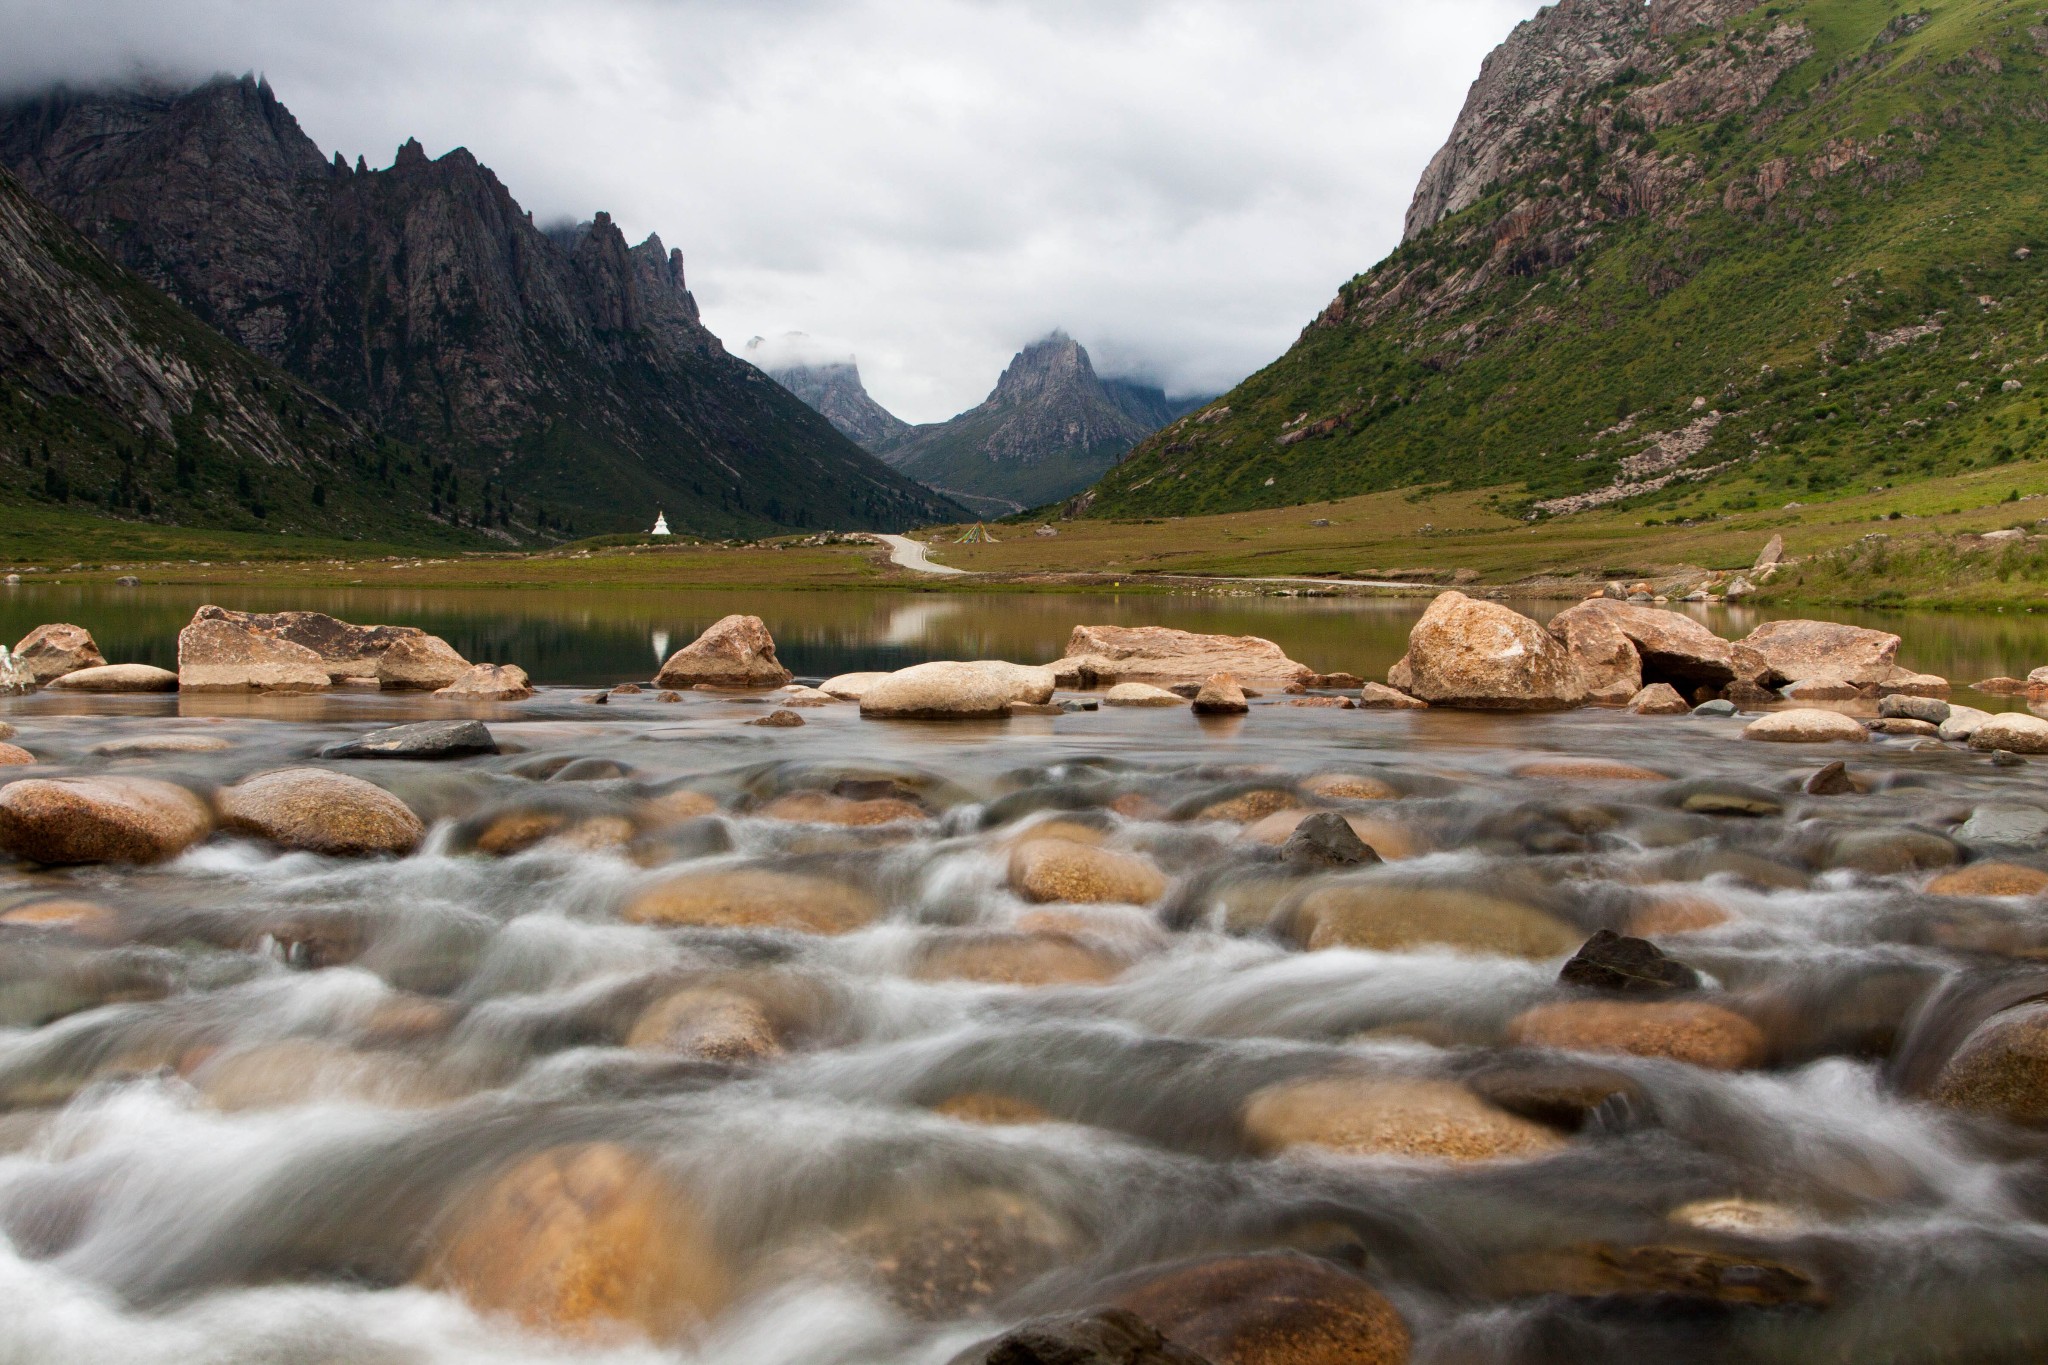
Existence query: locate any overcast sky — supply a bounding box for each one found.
[1,0,1540,423]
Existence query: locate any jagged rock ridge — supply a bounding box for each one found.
[746,335,911,451]
[878,332,1207,512]
[0,76,960,538]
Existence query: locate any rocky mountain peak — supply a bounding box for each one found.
[393,136,429,170]
[750,333,909,451]
[989,331,1092,405]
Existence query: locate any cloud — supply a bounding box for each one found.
[0,0,1541,422]
[741,332,859,373]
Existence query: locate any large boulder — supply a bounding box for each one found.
[417,1143,729,1341]
[179,606,429,681]
[819,672,893,701]
[1549,600,1735,691]
[1546,605,1640,704]
[1110,1252,1412,1365]
[1930,1002,2048,1126]
[860,661,1055,719]
[436,664,534,701]
[321,720,498,760]
[1010,839,1167,905]
[375,634,471,690]
[1402,592,1586,710]
[654,615,792,689]
[217,769,424,857]
[1742,709,1870,744]
[177,616,332,693]
[1243,1075,1565,1163]
[624,869,881,933]
[1735,619,1901,688]
[1054,625,1313,689]
[1506,999,1766,1070]
[1969,713,2048,755]
[45,664,179,693]
[12,624,106,683]
[1191,674,1249,716]
[0,776,212,864]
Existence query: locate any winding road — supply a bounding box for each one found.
[874,534,971,576]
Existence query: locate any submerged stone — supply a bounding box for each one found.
[1558,930,1701,994]
[321,720,498,760]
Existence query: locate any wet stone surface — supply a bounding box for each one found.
[3,684,2048,1362]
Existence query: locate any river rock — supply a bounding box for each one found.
[626,987,782,1061]
[0,722,13,740]
[861,662,1056,719]
[1488,1241,1825,1306]
[1468,1059,1648,1131]
[1010,840,1167,905]
[1929,1002,2048,1126]
[177,616,332,692]
[757,791,924,826]
[1742,709,1869,744]
[12,623,106,683]
[1054,625,1313,689]
[321,720,498,760]
[1825,828,1958,874]
[1939,704,1995,742]
[1781,678,1867,702]
[1506,999,1766,1069]
[1517,759,1669,781]
[819,672,892,701]
[1625,684,1690,715]
[1803,761,1854,796]
[1302,773,1401,801]
[0,742,31,765]
[374,633,471,690]
[624,869,881,933]
[1293,884,1579,958]
[1109,1252,1412,1365]
[1970,713,2048,754]
[1191,674,1250,715]
[1974,677,2033,696]
[1243,1075,1565,1162]
[948,1307,1213,1365]
[435,663,533,701]
[654,615,792,689]
[1402,592,1585,711]
[1879,694,1951,724]
[1925,863,2048,896]
[1736,619,1901,688]
[1104,683,1187,707]
[749,708,806,728]
[194,1039,447,1111]
[1546,603,1640,703]
[418,1142,729,1341]
[913,931,1125,986]
[1879,670,1951,699]
[181,606,431,681]
[838,1187,1082,1320]
[1558,930,1701,994]
[43,663,180,693]
[1353,682,1427,710]
[1550,600,1736,689]
[0,776,212,864]
[1282,812,1382,869]
[217,768,424,857]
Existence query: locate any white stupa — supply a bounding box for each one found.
[651,511,671,537]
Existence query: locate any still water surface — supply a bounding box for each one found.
[5,584,2048,686]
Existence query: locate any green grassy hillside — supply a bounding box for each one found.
[1087,0,2048,526]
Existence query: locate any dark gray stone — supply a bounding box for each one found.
[1559,929,1702,994]
[1282,812,1383,869]
[1692,699,1738,717]
[1803,761,1854,796]
[947,1309,1213,1365]
[1879,695,1950,724]
[320,720,497,760]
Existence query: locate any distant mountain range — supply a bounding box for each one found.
[760,330,1207,513]
[0,76,959,541]
[1089,0,2048,525]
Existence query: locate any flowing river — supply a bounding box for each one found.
[7,592,2048,1364]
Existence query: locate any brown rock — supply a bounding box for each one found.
[1468,1060,1646,1131]
[1104,682,1188,707]
[1244,808,1423,860]
[0,776,211,864]
[1514,759,1669,781]
[1737,619,1901,688]
[654,615,792,689]
[1009,840,1167,905]
[45,663,179,693]
[1302,773,1401,801]
[1969,713,2048,754]
[1285,697,1352,709]
[1624,683,1691,715]
[757,791,925,825]
[1489,1241,1824,1306]
[1803,760,1854,795]
[861,661,1056,719]
[436,663,534,700]
[1869,717,1939,736]
[1930,1002,2048,1125]
[1742,709,1870,744]
[193,1039,448,1111]
[217,768,424,857]
[91,733,233,759]
[643,789,719,825]
[12,623,106,683]
[1054,625,1313,689]
[375,633,471,690]
[913,931,1125,986]
[1295,884,1579,957]
[1974,677,2033,696]
[1551,600,1736,690]
[1196,789,1301,822]
[0,743,31,765]
[930,1093,1055,1126]
[748,708,807,728]
[1782,678,1868,703]
[1547,609,1644,705]
[418,1143,730,1340]
[1403,592,1585,711]
[1243,1075,1565,1163]
[626,987,783,1061]
[1506,999,1766,1069]
[1878,669,1951,699]
[179,606,430,681]
[1927,863,2048,897]
[1192,673,1250,715]
[819,671,892,701]
[1625,894,1732,936]
[839,1188,1082,1320]
[1353,682,1427,710]
[177,615,332,692]
[1007,701,1066,716]
[1111,1252,1411,1365]
[624,869,881,933]
[0,898,121,939]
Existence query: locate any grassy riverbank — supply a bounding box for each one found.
[10,458,2048,602]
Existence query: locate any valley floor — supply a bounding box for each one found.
[10,458,2048,609]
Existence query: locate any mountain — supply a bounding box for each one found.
[0,161,474,540]
[0,76,959,538]
[745,335,912,450]
[1086,0,2048,525]
[877,332,1206,513]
